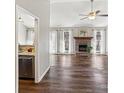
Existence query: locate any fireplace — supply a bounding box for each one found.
[74,37,93,55]
[79,45,87,52]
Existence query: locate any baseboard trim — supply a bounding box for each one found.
[36,65,50,83]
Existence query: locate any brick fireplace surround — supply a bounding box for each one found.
[74,37,93,55]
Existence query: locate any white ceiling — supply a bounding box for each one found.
[51,0,89,3]
[50,0,108,27]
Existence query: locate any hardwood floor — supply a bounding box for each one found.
[19,55,108,93]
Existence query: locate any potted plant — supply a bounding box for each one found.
[87,45,93,54]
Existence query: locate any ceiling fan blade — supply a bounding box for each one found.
[97,14,108,16]
[96,10,101,14]
[80,17,88,20]
[79,14,88,16]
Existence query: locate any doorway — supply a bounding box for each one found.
[16,5,39,83]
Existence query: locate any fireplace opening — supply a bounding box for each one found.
[79,45,87,52]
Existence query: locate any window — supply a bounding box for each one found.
[96,32,101,40]
[64,32,69,52]
[50,30,74,54]
[96,32,101,53]
[96,41,100,52]
[49,31,57,54]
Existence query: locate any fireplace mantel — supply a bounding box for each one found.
[74,37,93,40]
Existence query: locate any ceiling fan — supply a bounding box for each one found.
[79,0,108,20]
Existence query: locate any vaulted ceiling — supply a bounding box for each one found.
[17,6,35,28]
[50,0,108,27]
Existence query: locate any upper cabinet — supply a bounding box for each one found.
[16,6,35,45]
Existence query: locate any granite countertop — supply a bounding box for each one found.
[18,52,35,56]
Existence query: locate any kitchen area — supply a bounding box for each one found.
[18,45,35,79]
[16,5,38,81]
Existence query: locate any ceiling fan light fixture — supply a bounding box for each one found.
[88,11,96,20]
[88,15,96,20]
[79,0,107,20]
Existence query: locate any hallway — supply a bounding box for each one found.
[19,55,108,93]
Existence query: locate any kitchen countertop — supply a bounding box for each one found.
[18,52,35,56]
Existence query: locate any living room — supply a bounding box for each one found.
[1,0,124,93]
[15,0,108,93]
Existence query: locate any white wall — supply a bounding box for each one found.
[106,27,108,54]
[26,28,35,45]
[17,21,26,45]
[16,0,50,82]
[50,27,107,54]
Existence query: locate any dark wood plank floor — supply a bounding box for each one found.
[19,55,108,93]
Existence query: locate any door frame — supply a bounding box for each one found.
[16,5,40,83]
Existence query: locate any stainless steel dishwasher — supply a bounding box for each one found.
[19,55,35,79]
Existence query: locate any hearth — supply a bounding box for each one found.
[79,45,87,52]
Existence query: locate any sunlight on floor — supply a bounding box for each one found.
[91,56,104,70]
[61,55,72,67]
